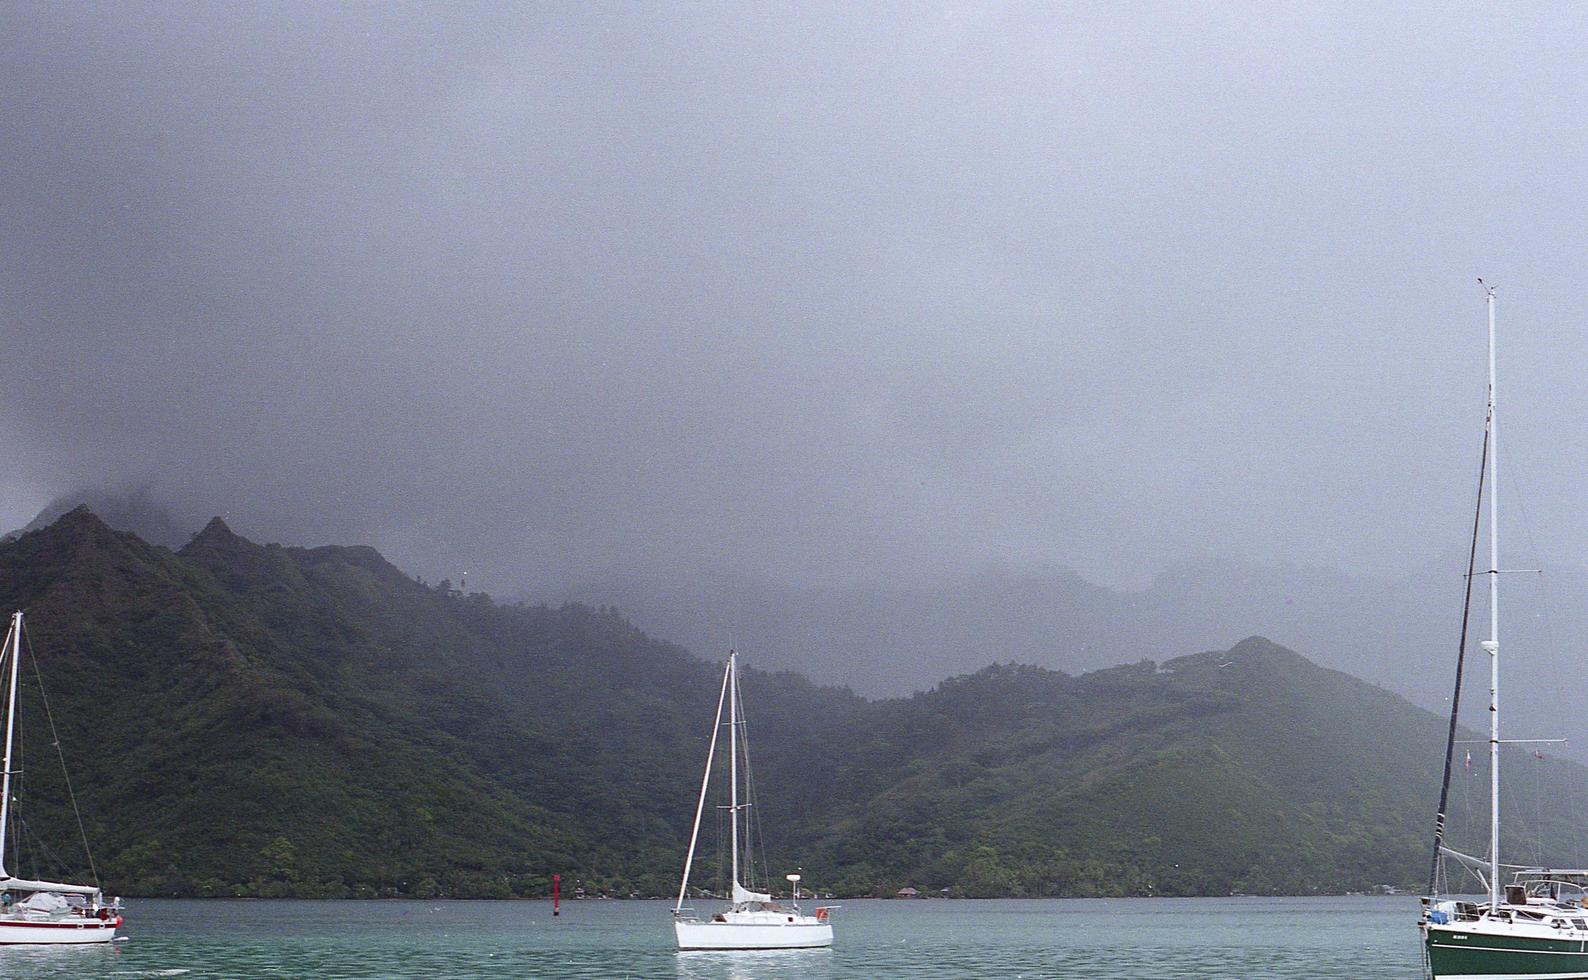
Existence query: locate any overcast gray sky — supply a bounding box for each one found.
[4,2,1587,598]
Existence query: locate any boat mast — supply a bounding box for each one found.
[729,648,740,895]
[675,656,732,913]
[1482,281,1500,909]
[0,612,22,878]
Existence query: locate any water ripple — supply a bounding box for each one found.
[0,896,1424,979]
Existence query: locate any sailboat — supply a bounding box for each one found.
[0,612,122,944]
[1420,285,1588,978]
[672,649,834,951]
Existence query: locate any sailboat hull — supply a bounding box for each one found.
[1426,921,1588,978]
[675,919,832,951]
[0,916,119,944]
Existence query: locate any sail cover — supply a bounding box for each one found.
[733,881,772,904]
[0,875,99,896]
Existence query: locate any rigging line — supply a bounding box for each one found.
[744,702,770,898]
[1461,756,1472,855]
[13,814,69,882]
[0,635,16,878]
[1496,442,1566,688]
[716,804,728,899]
[1497,750,1541,868]
[1497,441,1548,595]
[1497,443,1580,861]
[1535,754,1545,868]
[734,667,757,892]
[14,653,30,883]
[1494,442,1569,715]
[1494,440,1577,869]
[13,682,24,882]
[1573,757,1587,871]
[1428,417,1489,898]
[22,628,99,889]
[735,668,770,894]
[1496,756,1549,870]
[1498,761,1527,866]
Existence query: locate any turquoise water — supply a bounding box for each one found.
[1,896,1423,978]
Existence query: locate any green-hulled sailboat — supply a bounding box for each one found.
[1420,283,1588,979]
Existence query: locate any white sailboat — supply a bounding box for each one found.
[1420,285,1588,978]
[0,612,121,945]
[672,649,833,951]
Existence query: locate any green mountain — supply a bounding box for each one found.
[0,508,1575,899]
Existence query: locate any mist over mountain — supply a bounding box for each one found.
[557,553,1588,761]
[24,486,1588,768]
[9,1,1588,623]
[13,486,204,549]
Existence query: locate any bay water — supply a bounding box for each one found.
[1,896,1422,978]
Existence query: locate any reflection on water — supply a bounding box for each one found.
[677,947,834,980]
[0,896,1423,979]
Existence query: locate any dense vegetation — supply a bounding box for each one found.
[0,508,1580,899]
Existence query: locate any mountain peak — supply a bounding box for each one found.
[191,516,238,544]
[31,504,122,545]
[56,503,101,524]
[175,516,312,595]
[0,504,179,604]
[1159,636,1314,677]
[1230,635,1285,657]
[181,516,266,562]
[15,487,195,548]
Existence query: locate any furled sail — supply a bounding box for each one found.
[0,875,100,896]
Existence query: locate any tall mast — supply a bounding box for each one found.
[729,648,740,892]
[1482,282,1500,909]
[675,657,732,913]
[0,612,23,878]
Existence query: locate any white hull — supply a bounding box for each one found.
[675,918,832,950]
[0,915,120,944]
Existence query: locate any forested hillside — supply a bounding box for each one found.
[0,509,1576,899]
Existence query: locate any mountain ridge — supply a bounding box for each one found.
[0,508,1578,899]
[23,487,1588,764]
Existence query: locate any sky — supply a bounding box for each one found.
[4,2,1588,600]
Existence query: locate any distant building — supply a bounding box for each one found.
[896,887,920,898]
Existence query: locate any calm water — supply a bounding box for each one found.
[0,896,1423,978]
